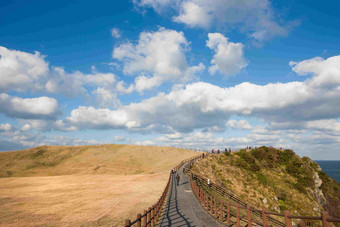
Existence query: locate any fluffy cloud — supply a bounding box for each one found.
[0,123,14,132]
[270,119,340,135]
[290,55,340,88]
[227,120,252,130]
[133,0,176,12]
[113,27,188,76]
[173,1,211,28]
[152,129,288,150]
[113,27,204,91]
[134,0,295,42]
[134,75,162,93]
[0,46,49,92]
[64,80,309,132]
[66,106,138,130]
[0,93,60,119]
[47,67,134,108]
[46,67,116,96]
[0,125,105,151]
[65,55,340,134]
[206,33,247,75]
[18,119,78,132]
[0,46,133,108]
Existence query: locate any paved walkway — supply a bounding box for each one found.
[158,165,223,227]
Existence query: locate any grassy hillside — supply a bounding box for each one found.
[191,146,340,218]
[0,144,198,226]
[0,144,198,177]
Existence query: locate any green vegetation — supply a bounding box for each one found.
[192,146,340,218]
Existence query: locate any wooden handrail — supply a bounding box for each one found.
[124,153,204,226]
[192,173,285,226]
[190,170,340,227]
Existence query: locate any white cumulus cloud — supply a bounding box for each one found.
[206,33,247,76]
[113,27,204,91]
[64,55,340,133]
[113,27,188,76]
[227,120,252,130]
[0,46,49,92]
[0,93,60,119]
[134,0,296,42]
[173,1,212,28]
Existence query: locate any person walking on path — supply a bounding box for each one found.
[176,174,180,186]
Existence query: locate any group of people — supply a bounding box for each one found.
[211,148,232,154]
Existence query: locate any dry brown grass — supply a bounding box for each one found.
[0,144,197,177]
[0,144,198,226]
[0,173,169,226]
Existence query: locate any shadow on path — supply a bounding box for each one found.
[158,165,222,227]
[159,170,194,227]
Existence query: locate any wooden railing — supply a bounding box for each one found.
[124,154,204,227]
[190,173,340,227]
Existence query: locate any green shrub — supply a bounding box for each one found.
[30,148,46,159]
[224,151,231,157]
[251,147,268,160]
[279,149,296,164]
[279,199,287,211]
[234,157,248,168]
[257,173,268,185]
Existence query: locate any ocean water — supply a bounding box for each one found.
[314,160,340,184]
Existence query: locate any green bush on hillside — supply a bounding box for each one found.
[234,150,260,172]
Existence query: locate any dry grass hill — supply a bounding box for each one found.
[0,144,198,226]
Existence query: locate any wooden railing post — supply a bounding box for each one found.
[321,212,331,227]
[227,202,230,227]
[137,213,141,227]
[151,206,155,226]
[204,192,207,208]
[247,204,252,227]
[125,219,131,227]
[284,211,291,227]
[262,208,268,227]
[202,190,204,205]
[147,207,151,227]
[199,187,201,202]
[143,210,147,227]
[210,196,213,213]
[236,203,240,227]
[220,201,223,221]
[156,199,160,218]
[214,198,218,218]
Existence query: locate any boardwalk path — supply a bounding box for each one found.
[158,164,224,227]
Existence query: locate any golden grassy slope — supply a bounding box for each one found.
[0,144,198,226]
[0,144,197,177]
[0,173,169,227]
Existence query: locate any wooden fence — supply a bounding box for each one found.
[124,154,204,227]
[190,173,340,227]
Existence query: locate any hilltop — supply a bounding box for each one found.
[191,146,340,218]
[0,144,197,177]
[0,144,198,226]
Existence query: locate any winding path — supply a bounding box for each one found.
[158,164,224,227]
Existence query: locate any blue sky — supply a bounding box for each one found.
[1,0,340,159]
